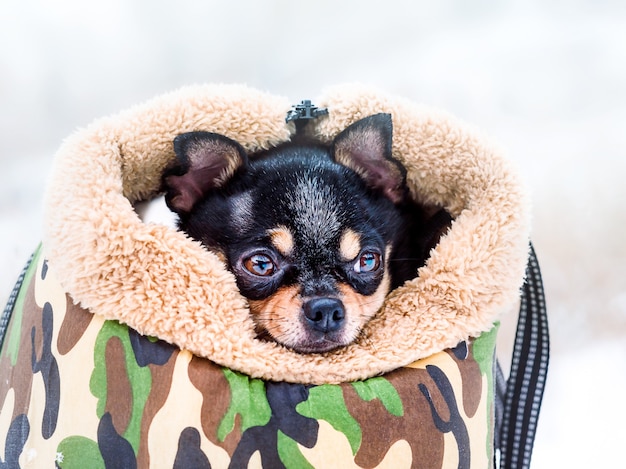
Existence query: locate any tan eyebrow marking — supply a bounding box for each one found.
[267,225,295,257]
[339,228,362,261]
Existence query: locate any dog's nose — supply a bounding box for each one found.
[303,298,345,333]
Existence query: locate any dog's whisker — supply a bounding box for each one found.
[358,331,379,354]
[357,298,387,308]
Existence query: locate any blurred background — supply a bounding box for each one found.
[1,0,624,466]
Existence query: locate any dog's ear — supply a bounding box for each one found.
[332,113,406,204]
[163,132,247,214]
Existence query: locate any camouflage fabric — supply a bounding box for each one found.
[0,246,497,468]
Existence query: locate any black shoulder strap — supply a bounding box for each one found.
[0,251,35,351]
[496,243,550,468]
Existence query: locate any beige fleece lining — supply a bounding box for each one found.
[42,83,530,384]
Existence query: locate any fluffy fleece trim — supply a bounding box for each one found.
[42,83,530,384]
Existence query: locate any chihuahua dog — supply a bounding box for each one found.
[162,113,450,353]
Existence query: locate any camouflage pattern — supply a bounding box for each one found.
[0,247,497,468]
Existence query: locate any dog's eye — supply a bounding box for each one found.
[354,251,381,273]
[244,254,276,276]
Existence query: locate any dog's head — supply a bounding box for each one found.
[163,114,419,353]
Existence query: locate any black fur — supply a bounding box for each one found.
[162,114,451,353]
[177,142,430,298]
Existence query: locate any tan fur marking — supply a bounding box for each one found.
[339,229,361,261]
[334,129,383,171]
[248,285,302,345]
[267,226,294,257]
[338,269,391,341]
[188,140,243,188]
[216,145,244,186]
[338,245,392,341]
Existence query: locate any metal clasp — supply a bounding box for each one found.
[285,100,328,123]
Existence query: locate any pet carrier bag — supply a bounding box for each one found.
[0,84,548,468]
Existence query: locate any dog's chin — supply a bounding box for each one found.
[287,338,346,354]
[254,327,352,354]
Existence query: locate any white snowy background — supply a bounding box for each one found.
[1,1,625,467]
